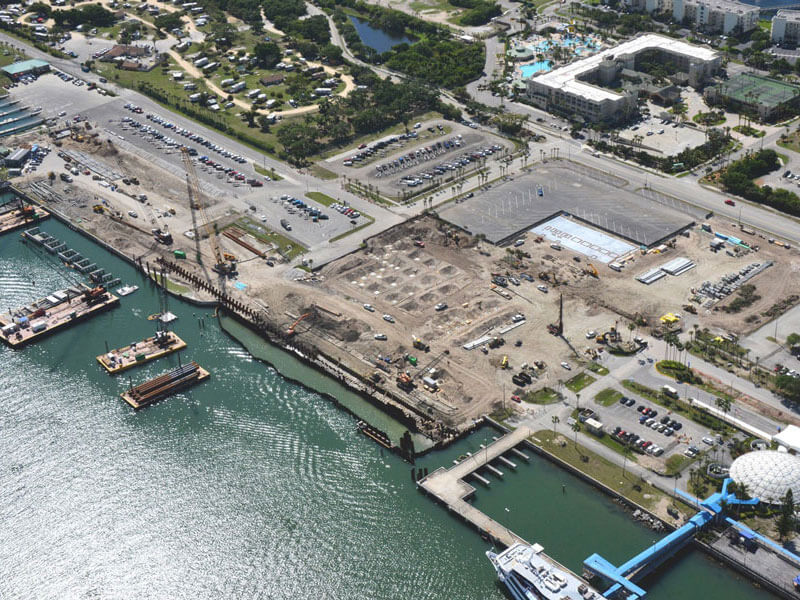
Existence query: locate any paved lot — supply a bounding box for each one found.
[10,72,114,121]
[591,381,708,462]
[439,162,694,246]
[617,111,707,156]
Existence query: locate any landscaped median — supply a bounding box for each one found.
[524,387,562,404]
[594,388,623,407]
[565,371,596,393]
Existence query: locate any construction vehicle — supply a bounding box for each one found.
[181,147,232,275]
[412,337,430,352]
[396,372,414,391]
[547,294,564,336]
[682,303,698,315]
[584,263,598,278]
[287,312,311,336]
[223,252,237,262]
[83,285,109,305]
[153,228,173,245]
[93,204,104,214]
[501,355,508,369]
[539,271,558,285]
[405,354,418,366]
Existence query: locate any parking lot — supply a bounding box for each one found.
[9,71,113,121]
[616,108,707,156]
[326,120,508,196]
[439,162,694,246]
[592,381,708,464]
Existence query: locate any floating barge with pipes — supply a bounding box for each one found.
[121,361,210,409]
[0,202,48,235]
[0,284,119,348]
[97,331,187,374]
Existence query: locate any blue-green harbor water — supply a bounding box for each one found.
[0,220,776,599]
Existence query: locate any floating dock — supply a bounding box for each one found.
[0,203,49,235]
[97,331,187,374]
[0,285,119,348]
[121,361,210,409]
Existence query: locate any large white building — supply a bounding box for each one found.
[771,10,800,46]
[673,0,759,34]
[625,0,673,14]
[730,450,800,504]
[525,34,720,123]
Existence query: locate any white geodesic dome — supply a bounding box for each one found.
[729,450,800,504]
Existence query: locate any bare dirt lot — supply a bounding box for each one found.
[264,213,800,429]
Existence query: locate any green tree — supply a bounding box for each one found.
[777,488,795,541]
[253,42,281,69]
[551,415,560,436]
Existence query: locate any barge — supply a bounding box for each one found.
[121,361,210,409]
[0,284,119,348]
[0,202,49,235]
[97,330,187,374]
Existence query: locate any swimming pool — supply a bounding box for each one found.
[520,61,552,78]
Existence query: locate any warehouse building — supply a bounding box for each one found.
[1,59,49,80]
[525,34,719,124]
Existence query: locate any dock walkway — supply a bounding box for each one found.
[419,426,531,548]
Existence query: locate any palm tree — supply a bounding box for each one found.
[572,421,582,455]
[551,415,560,437]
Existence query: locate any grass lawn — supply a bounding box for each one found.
[525,387,561,404]
[596,434,639,463]
[534,430,663,511]
[254,163,283,180]
[228,216,306,260]
[149,271,190,294]
[778,131,800,154]
[665,453,693,476]
[305,191,337,207]
[565,372,596,393]
[594,388,623,407]
[309,163,338,180]
[586,362,609,376]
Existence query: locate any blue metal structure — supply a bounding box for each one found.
[583,479,759,600]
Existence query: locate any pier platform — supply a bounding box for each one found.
[0,203,48,235]
[97,331,187,374]
[121,361,210,409]
[419,426,532,548]
[0,285,119,348]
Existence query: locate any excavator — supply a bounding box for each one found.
[584,263,599,278]
[287,312,310,336]
[181,147,233,275]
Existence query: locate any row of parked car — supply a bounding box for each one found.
[395,143,504,187]
[278,195,330,222]
[144,111,249,165]
[330,203,361,220]
[611,425,664,457]
[343,127,446,167]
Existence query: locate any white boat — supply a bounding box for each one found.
[487,543,599,600]
[115,285,139,296]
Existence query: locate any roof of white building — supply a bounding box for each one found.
[692,0,758,14]
[776,9,800,22]
[530,34,718,103]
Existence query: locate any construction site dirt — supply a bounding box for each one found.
[15,127,800,435]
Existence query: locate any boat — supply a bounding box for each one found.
[116,284,139,296]
[487,543,599,600]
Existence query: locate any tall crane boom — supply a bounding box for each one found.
[180,147,231,275]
